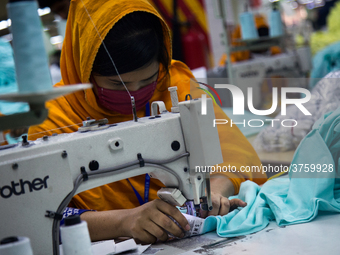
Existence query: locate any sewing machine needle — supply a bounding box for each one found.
[131,96,138,122]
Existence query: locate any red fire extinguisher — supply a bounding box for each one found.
[181,19,210,70]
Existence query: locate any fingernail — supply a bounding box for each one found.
[185,224,190,231]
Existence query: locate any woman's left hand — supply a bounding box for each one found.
[199,192,247,218]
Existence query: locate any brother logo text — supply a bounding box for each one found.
[0,176,49,199]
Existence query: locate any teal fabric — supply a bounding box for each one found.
[309,41,340,89]
[203,107,340,236]
[222,107,270,138]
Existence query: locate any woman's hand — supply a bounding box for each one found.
[199,175,247,218]
[82,199,190,244]
[121,199,190,244]
[199,192,247,218]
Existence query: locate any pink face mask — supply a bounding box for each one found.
[93,78,157,115]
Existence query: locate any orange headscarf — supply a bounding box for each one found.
[28,0,266,211]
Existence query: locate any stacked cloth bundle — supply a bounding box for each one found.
[202,107,340,236]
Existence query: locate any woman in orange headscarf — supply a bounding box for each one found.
[28,0,266,243]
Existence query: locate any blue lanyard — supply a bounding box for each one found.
[144,174,150,203]
[145,101,151,117]
[127,174,150,205]
[127,102,151,205]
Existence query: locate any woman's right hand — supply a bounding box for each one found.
[81,199,190,244]
[120,199,190,243]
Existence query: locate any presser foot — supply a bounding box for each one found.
[185,201,208,217]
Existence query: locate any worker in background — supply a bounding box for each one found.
[28,0,267,244]
[219,14,282,65]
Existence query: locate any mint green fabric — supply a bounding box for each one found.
[203,107,340,236]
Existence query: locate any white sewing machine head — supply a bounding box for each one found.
[0,94,222,254]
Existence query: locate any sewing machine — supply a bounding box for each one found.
[0,94,223,255]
